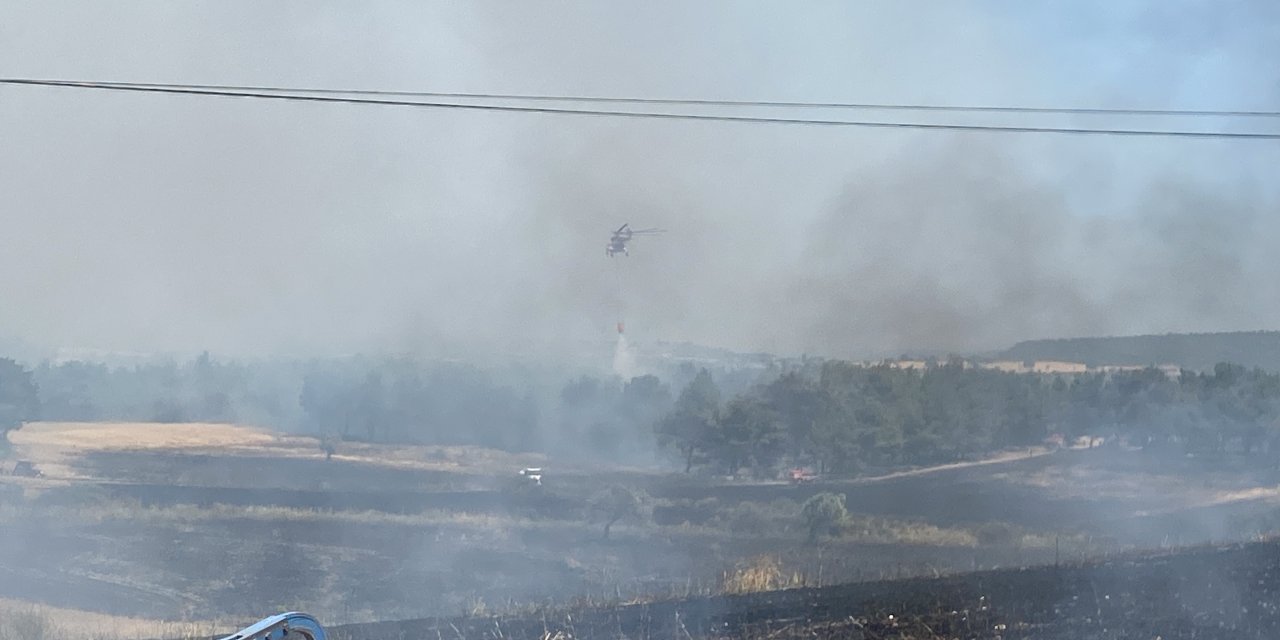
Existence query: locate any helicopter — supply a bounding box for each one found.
[606,223,665,257]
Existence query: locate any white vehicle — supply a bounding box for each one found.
[519,467,543,486]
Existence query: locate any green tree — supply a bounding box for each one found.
[712,396,785,476]
[299,370,359,439]
[0,358,39,446]
[32,360,101,421]
[620,375,673,430]
[355,371,388,442]
[760,371,829,462]
[812,362,883,473]
[800,492,848,543]
[655,369,721,473]
[589,485,648,539]
[809,400,863,474]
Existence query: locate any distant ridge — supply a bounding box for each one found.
[1001,330,1280,372]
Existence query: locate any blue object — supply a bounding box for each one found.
[216,612,326,640]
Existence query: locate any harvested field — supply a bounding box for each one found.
[10,422,279,451]
[8,422,553,482]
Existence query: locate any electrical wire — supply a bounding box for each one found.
[3,78,1279,139]
[10,78,1280,119]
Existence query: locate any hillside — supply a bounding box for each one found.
[1001,331,1280,372]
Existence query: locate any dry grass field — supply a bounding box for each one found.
[0,598,224,640]
[11,422,280,451]
[9,422,550,479]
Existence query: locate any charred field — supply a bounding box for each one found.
[5,422,1280,638]
[324,540,1280,640]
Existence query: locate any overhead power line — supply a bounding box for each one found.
[14,78,1280,119]
[2,78,1279,139]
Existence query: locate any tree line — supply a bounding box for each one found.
[3,354,681,460]
[6,353,1280,475]
[655,360,1280,477]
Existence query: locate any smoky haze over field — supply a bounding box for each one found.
[1,2,1278,361]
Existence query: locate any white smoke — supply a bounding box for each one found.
[612,333,636,379]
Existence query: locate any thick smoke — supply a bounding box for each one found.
[0,2,1276,361]
[2,6,1279,631]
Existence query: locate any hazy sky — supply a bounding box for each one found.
[1,2,1277,360]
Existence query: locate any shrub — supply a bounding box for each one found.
[588,486,650,539]
[800,492,848,542]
